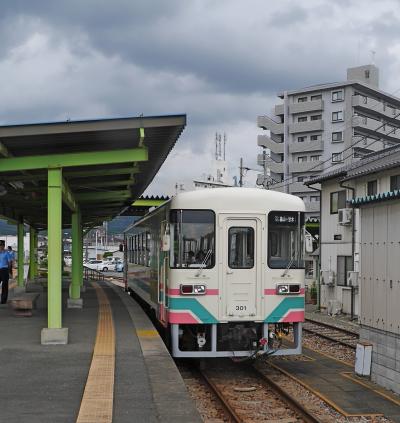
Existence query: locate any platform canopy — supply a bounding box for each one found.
[0,114,185,229]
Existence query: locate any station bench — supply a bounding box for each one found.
[9,293,40,317]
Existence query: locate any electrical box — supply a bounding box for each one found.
[338,208,353,225]
[347,271,359,287]
[355,342,373,376]
[321,270,335,286]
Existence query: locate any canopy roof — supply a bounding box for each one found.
[0,114,186,229]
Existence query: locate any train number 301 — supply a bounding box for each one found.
[235,305,247,311]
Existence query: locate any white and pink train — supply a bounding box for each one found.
[125,188,305,358]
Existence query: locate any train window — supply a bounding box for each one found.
[228,227,254,269]
[268,211,304,269]
[169,209,215,269]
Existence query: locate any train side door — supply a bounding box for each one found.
[158,221,169,326]
[221,215,263,320]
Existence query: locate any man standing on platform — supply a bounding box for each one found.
[7,246,15,278]
[0,240,11,304]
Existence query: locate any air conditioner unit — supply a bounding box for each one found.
[328,299,342,316]
[338,208,352,225]
[321,270,335,286]
[347,271,359,287]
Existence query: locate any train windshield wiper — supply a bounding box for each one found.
[195,249,212,277]
[281,256,295,277]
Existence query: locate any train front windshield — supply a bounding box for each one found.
[170,209,215,268]
[268,211,304,269]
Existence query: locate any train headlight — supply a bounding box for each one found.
[193,284,206,295]
[276,284,301,295]
[180,284,207,295]
[277,284,289,294]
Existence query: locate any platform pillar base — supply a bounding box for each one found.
[67,298,83,309]
[41,328,68,345]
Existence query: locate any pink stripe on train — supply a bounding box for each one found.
[280,310,305,322]
[168,312,199,324]
[167,288,219,296]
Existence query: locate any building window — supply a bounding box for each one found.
[390,175,400,191]
[311,94,322,101]
[298,116,307,122]
[297,176,305,182]
[311,114,322,121]
[310,134,321,141]
[297,136,306,142]
[298,156,307,162]
[337,256,353,286]
[330,190,346,214]
[365,70,370,79]
[298,96,307,102]
[332,152,343,163]
[310,196,319,202]
[332,131,343,142]
[332,90,344,102]
[367,180,377,196]
[310,155,321,161]
[332,111,343,122]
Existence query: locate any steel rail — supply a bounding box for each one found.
[252,366,323,423]
[304,319,358,350]
[197,369,244,423]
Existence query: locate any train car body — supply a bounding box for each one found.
[125,188,305,358]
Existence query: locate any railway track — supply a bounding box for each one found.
[303,318,359,349]
[187,359,322,423]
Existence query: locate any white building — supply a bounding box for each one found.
[257,64,400,221]
[306,144,400,394]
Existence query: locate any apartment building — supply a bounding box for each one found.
[257,64,400,219]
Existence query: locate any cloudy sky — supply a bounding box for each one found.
[1,0,400,196]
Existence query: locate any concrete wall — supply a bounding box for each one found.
[360,326,400,394]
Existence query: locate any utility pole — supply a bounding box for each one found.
[239,157,243,187]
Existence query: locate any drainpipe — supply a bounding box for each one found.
[306,183,321,311]
[339,180,356,320]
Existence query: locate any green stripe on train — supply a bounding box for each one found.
[169,297,218,323]
[264,297,304,322]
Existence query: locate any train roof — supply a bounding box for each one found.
[171,188,305,211]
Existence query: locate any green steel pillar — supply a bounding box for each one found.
[79,223,84,288]
[69,210,81,301]
[29,226,36,280]
[47,168,62,328]
[17,221,24,287]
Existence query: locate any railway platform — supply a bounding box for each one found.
[270,346,400,421]
[0,279,202,423]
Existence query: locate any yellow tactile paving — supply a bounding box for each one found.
[76,282,115,423]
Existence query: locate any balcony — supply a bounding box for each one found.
[352,95,400,126]
[352,116,400,143]
[291,160,323,173]
[289,99,324,115]
[289,181,314,193]
[266,161,284,174]
[258,135,284,154]
[274,104,284,116]
[289,120,324,134]
[257,115,284,135]
[289,140,324,153]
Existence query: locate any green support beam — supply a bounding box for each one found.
[17,221,24,287]
[76,191,131,202]
[0,148,148,172]
[29,226,36,280]
[70,210,81,301]
[65,166,140,179]
[70,179,135,188]
[47,168,62,329]
[132,199,167,207]
[62,178,77,212]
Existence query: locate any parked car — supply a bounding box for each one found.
[85,260,116,272]
[115,262,124,272]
